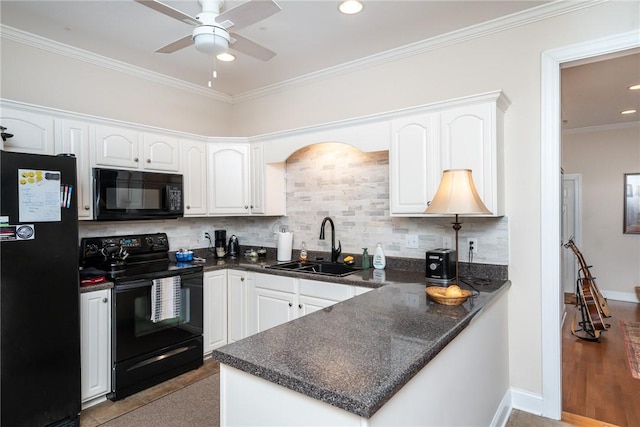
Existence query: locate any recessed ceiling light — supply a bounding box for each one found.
[621,109,637,115]
[339,0,364,15]
[216,52,235,62]
[629,84,640,91]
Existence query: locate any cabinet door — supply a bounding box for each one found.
[57,120,93,220]
[250,143,265,214]
[207,143,250,215]
[440,102,498,215]
[389,114,440,215]
[142,133,180,172]
[94,125,140,169]
[251,143,286,216]
[254,287,296,333]
[181,139,208,216]
[298,279,353,316]
[0,107,55,154]
[228,269,254,342]
[203,271,228,353]
[81,290,111,403]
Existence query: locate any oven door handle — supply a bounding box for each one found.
[115,279,153,291]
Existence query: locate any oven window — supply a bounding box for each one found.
[133,288,191,337]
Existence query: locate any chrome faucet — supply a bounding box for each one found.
[319,216,341,263]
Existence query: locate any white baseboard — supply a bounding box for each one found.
[492,389,513,427]
[602,290,639,303]
[510,387,544,416]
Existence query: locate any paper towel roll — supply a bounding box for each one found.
[277,232,293,261]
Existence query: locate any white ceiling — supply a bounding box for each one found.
[1,0,638,129]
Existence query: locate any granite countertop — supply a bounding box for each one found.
[210,275,510,418]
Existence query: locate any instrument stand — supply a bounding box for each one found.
[570,278,601,342]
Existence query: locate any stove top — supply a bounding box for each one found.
[79,232,202,282]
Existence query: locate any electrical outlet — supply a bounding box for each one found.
[405,234,419,249]
[467,237,478,255]
[442,236,453,249]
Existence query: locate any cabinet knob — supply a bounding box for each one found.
[241,277,245,282]
[244,205,249,209]
[102,298,108,303]
[84,205,90,210]
[186,205,191,209]
[250,205,254,209]
[427,201,431,206]
[288,302,293,307]
[298,304,302,309]
[134,157,139,162]
[146,159,151,163]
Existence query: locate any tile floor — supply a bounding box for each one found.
[80,359,220,426]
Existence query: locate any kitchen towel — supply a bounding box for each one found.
[151,276,181,323]
[277,231,293,261]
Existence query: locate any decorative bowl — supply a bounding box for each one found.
[425,286,472,306]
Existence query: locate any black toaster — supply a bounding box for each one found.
[425,249,456,281]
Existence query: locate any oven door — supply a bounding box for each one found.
[111,270,203,400]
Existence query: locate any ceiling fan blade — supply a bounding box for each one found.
[135,0,199,25]
[229,33,276,61]
[156,34,194,53]
[216,0,281,31]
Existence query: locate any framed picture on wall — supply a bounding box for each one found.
[624,173,640,234]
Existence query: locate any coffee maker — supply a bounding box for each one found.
[214,230,227,258]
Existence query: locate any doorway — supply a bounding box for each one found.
[540,30,640,419]
[561,174,581,297]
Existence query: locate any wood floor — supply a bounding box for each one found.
[562,299,640,427]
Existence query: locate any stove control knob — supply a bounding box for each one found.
[429,263,438,271]
[146,237,154,246]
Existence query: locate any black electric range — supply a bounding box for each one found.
[79,232,204,401]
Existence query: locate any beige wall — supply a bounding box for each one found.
[2,0,639,411]
[563,125,640,298]
[0,39,232,136]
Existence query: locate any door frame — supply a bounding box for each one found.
[540,30,640,419]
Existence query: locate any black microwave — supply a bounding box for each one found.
[93,168,183,221]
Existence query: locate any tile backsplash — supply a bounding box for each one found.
[80,143,508,265]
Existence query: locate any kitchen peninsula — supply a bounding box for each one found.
[211,266,511,426]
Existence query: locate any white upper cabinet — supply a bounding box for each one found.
[250,143,286,216]
[440,101,502,216]
[389,91,508,217]
[94,125,140,169]
[207,143,251,215]
[181,139,208,216]
[56,119,93,220]
[0,107,55,155]
[142,133,180,172]
[94,125,180,173]
[389,113,440,215]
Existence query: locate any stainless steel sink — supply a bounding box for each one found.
[267,261,363,277]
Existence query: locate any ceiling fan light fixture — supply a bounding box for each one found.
[193,25,230,54]
[339,0,364,15]
[217,52,236,62]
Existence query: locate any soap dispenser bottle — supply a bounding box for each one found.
[362,248,370,269]
[373,243,386,269]
[300,242,308,263]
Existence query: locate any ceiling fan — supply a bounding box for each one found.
[135,0,281,61]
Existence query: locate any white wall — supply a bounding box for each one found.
[562,124,640,301]
[2,0,639,414]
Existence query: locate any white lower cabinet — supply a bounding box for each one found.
[298,279,355,316]
[80,289,111,406]
[253,273,297,333]
[227,269,255,342]
[252,275,359,332]
[203,270,228,353]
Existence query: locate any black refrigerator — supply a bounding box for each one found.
[0,150,81,426]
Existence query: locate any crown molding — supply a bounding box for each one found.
[232,0,608,102]
[563,120,640,134]
[1,0,606,105]
[0,25,233,104]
